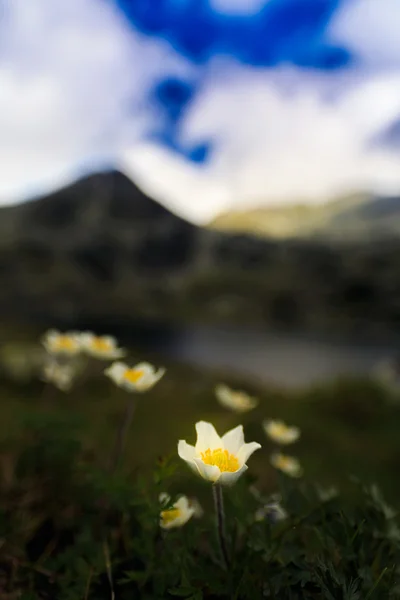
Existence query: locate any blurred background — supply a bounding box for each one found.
[1,0,400,499]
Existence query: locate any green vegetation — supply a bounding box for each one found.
[0,341,400,598]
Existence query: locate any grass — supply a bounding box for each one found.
[1,342,400,598]
[1,349,399,505]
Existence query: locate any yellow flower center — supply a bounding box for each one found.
[200,448,239,472]
[276,455,293,469]
[160,508,181,525]
[54,336,78,351]
[272,424,288,436]
[233,393,248,405]
[123,369,145,384]
[91,338,112,352]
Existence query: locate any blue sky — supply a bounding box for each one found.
[0,0,400,222]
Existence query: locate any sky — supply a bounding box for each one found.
[0,0,400,223]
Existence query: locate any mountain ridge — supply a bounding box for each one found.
[209,193,400,240]
[0,170,400,340]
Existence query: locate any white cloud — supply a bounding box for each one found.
[123,63,400,223]
[329,0,400,67]
[0,0,131,201]
[1,0,400,226]
[0,0,193,203]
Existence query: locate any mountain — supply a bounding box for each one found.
[209,193,400,241]
[0,171,400,339]
[0,170,199,326]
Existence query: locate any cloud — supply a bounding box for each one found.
[1,0,400,226]
[0,0,193,203]
[123,65,400,223]
[329,0,400,68]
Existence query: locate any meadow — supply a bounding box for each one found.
[0,331,399,598]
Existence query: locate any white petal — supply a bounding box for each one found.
[195,421,222,453]
[179,506,195,525]
[193,458,221,483]
[160,504,195,529]
[44,329,60,345]
[104,362,127,383]
[47,329,60,338]
[289,427,301,442]
[177,440,197,464]
[153,367,166,382]
[221,425,244,454]
[108,361,127,373]
[215,384,231,404]
[237,442,262,465]
[218,463,248,486]
[216,392,237,412]
[132,364,165,390]
[159,492,170,504]
[174,496,190,512]
[79,332,92,344]
[215,384,230,396]
[132,362,155,376]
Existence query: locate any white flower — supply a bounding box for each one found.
[215,384,258,413]
[42,359,75,392]
[79,332,126,360]
[104,361,165,392]
[42,330,81,356]
[270,453,303,478]
[263,419,300,445]
[178,421,261,486]
[255,501,287,523]
[159,493,195,530]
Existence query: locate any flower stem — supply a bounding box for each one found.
[212,484,230,569]
[108,396,136,473]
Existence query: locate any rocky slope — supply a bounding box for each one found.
[0,171,400,339]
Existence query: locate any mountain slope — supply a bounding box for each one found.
[0,171,400,339]
[209,193,400,241]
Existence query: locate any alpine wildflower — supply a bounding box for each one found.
[42,330,81,356]
[263,419,300,445]
[105,361,165,392]
[215,384,258,413]
[178,421,261,486]
[80,332,126,360]
[159,493,195,530]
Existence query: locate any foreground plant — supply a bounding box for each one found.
[178,421,261,485]
[2,366,400,598]
[105,361,166,474]
[179,421,261,568]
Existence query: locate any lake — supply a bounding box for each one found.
[153,324,398,389]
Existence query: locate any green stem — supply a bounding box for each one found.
[212,484,230,569]
[108,396,136,473]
